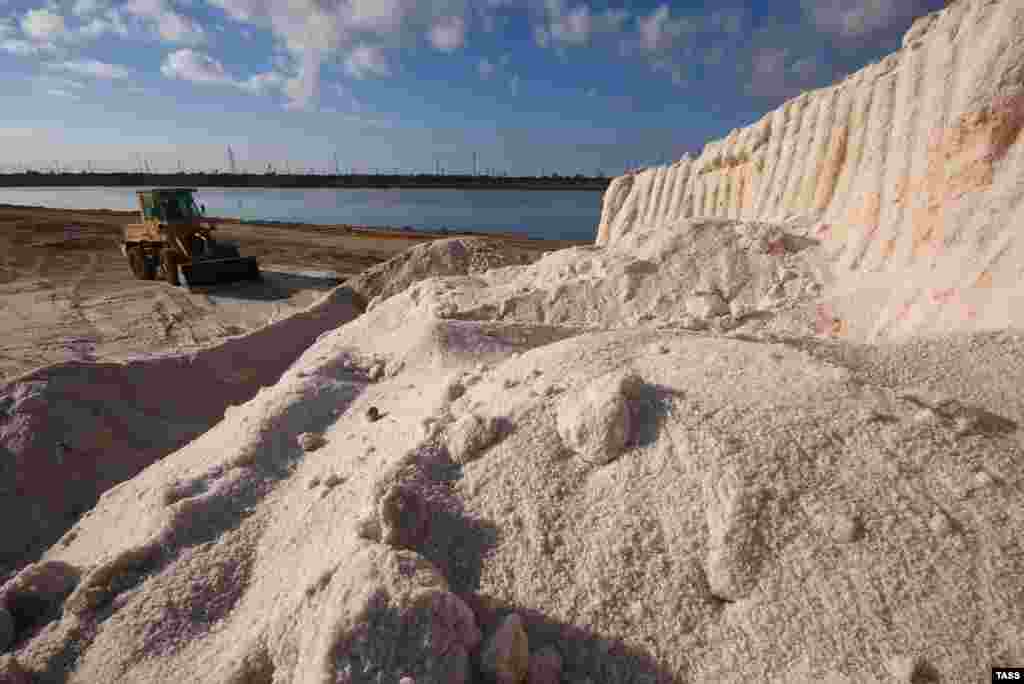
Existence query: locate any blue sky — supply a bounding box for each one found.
[0,0,947,175]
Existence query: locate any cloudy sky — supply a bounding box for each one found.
[0,0,947,175]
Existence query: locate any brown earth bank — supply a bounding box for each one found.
[0,204,583,383]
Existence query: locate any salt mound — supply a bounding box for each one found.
[415,217,827,337]
[344,237,536,309]
[1,212,1021,680]
[597,0,1024,341]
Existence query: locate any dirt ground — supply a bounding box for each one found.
[0,204,581,382]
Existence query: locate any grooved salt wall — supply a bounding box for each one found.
[596,0,1024,341]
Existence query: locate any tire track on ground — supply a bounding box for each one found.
[156,285,224,347]
[58,250,103,360]
[67,251,101,323]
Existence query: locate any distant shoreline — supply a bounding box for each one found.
[0,172,610,191]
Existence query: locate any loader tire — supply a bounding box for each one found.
[128,247,156,280]
[162,249,180,286]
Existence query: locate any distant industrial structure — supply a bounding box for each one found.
[0,168,611,191]
[0,148,628,184]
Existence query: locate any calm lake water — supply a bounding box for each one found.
[0,186,604,242]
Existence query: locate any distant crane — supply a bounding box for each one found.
[227,146,237,174]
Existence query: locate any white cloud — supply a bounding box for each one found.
[551,5,591,45]
[21,8,65,43]
[77,11,132,39]
[533,25,549,48]
[429,16,465,52]
[51,59,131,79]
[160,48,229,83]
[344,45,391,79]
[344,0,407,35]
[1,39,36,56]
[478,57,494,79]
[791,56,819,80]
[271,51,294,71]
[636,5,695,52]
[710,9,745,36]
[157,12,205,42]
[704,45,724,66]
[282,77,305,109]
[801,0,931,38]
[203,0,481,113]
[534,1,628,49]
[284,49,320,108]
[650,57,686,86]
[744,47,820,98]
[626,5,748,87]
[750,47,788,78]
[125,0,205,43]
[71,0,107,18]
[0,128,38,139]
[240,70,284,94]
[159,48,295,105]
[36,74,87,91]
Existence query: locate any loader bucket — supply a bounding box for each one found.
[178,256,261,287]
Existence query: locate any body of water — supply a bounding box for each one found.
[0,186,604,242]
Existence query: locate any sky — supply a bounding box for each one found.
[0,0,949,176]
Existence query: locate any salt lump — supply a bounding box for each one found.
[556,371,644,466]
[446,412,501,464]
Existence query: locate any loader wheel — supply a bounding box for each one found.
[128,247,156,280]
[162,249,180,286]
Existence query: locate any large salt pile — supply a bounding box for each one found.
[598,0,1024,342]
[1,0,1023,682]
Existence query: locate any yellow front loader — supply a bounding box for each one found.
[120,188,260,287]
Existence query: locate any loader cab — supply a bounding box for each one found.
[138,189,202,224]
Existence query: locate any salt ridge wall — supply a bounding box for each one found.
[597,0,1024,341]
